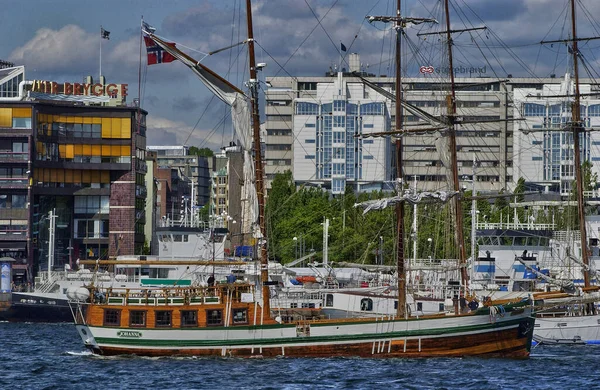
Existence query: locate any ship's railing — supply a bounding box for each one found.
[476,222,556,230]
[89,283,255,306]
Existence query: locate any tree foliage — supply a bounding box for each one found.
[265,172,473,265]
[188,146,214,157]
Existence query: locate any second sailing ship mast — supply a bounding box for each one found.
[569,0,591,289]
[443,0,469,287]
[368,2,436,318]
[245,0,271,318]
[394,0,406,318]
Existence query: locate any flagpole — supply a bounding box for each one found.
[99,26,102,80]
[138,17,143,125]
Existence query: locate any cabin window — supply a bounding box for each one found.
[290,303,298,309]
[181,310,198,327]
[360,298,373,311]
[438,303,445,312]
[206,309,223,326]
[231,309,248,325]
[325,294,333,307]
[129,310,147,327]
[417,302,423,312]
[103,309,121,326]
[155,311,172,327]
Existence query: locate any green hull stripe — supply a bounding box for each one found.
[93,317,532,348]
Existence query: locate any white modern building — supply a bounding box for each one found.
[292,72,393,194]
[264,54,600,196]
[513,74,600,195]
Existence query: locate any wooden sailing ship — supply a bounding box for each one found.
[68,0,534,358]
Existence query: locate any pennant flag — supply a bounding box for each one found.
[144,36,176,65]
[341,42,347,52]
[101,27,110,40]
[142,21,156,34]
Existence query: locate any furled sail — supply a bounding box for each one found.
[144,33,259,237]
[355,190,459,214]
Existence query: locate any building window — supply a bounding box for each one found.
[129,310,147,327]
[12,117,31,129]
[523,103,545,117]
[333,116,345,127]
[181,310,198,327]
[360,102,384,115]
[103,309,121,326]
[231,309,248,325]
[295,102,319,115]
[206,309,223,326]
[155,311,172,327]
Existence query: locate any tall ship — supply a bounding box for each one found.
[68,0,534,358]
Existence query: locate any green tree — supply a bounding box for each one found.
[142,240,151,255]
[188,146,214,157]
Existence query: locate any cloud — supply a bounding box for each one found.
[146,115,221,151]
[172,96,201,112]
[8,25,97,77]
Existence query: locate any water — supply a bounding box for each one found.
[0,322,594,389]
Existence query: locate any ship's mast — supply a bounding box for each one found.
[569,0,590,288]
[444,0,469,286]
[394,0,406,318]
[367,4,436,318]
[245,0,270,316]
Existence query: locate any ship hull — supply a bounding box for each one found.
[0,292,73,322]
[74,306,534,358]
[534,313,600,345]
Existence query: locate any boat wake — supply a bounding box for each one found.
[66,351,93,357]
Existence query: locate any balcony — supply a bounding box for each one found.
[0,151,28,163]
[0,177,28,189]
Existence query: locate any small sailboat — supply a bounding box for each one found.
[68,0,534,358]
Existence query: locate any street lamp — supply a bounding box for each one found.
[293,236,298,260]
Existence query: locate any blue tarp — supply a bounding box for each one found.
[235,246,253,257]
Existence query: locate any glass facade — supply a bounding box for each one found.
[525,101,591,194]
[296,99,386,193]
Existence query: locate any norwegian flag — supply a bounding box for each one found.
[144,36,176,65]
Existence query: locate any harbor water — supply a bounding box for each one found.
[0,321,594,389]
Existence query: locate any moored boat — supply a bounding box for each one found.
[71,283,533,358]
[69,0,535,358]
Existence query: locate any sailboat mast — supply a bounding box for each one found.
[569,0,590,287]
[245,0,271,315]
[394,0,406,318]
[443,0,469,286]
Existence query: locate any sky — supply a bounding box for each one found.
[2,0,600,151]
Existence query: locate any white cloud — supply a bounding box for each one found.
[146,115,222,151]
[9,25,97,75]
